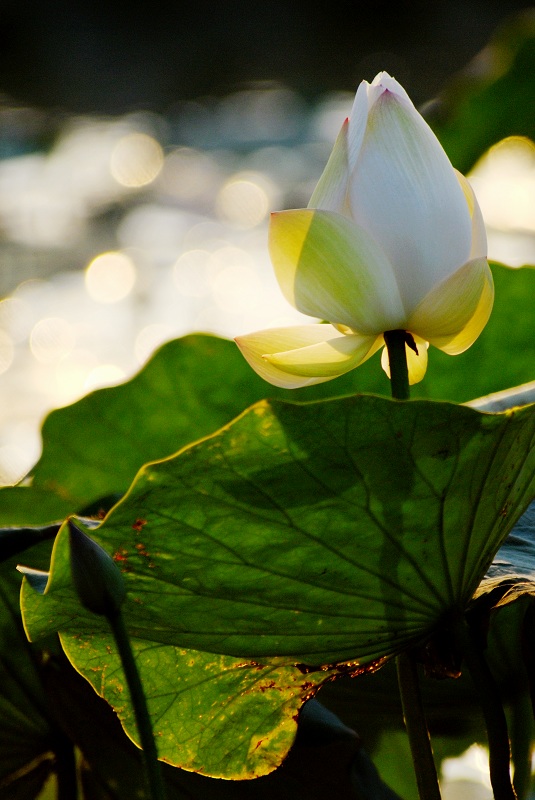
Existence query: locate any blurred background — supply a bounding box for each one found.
[0,0,530,111]
[0,0,534,488]
[2,4,535,798]
[0,0,528,115]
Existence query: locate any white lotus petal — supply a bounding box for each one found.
[346,80,370,174]
[308,119,350,215]
[348,88,473,310]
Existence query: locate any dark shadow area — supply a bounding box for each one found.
[0,0,533,112]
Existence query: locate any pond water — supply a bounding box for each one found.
[0,88,533,484]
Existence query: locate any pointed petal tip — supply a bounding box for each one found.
[371,71,395,84]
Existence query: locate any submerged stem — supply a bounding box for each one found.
[54,731,78,800]
[511,692,533,800]
[396,653,442,800]
[454,614,516,800]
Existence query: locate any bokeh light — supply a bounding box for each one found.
[469,136,535,266]
[173,249,213,298]
[0,331,14,375]
[85,251,137,303]
[0,444,31,486]
[110,132,164,188]
[29,317,76,364]
[215,172,273,228]
[159,147,218,202]
[208,246,261,313]
[54,349,101,402]
[84,364,126,392]
[470,137,535,232]
[117,204,193,258]
[0,297,32,343]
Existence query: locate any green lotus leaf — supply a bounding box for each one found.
[20,395,535,776]
[60,632,335,780]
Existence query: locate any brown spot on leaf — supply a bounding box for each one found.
[297,656,388,677]
[256,680,278,693]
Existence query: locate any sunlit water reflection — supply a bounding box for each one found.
[0,89,533,486]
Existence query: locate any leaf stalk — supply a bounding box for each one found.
[108,609,167,800]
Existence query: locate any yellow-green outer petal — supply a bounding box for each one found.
[266,332,379,378]
[269,208,405,333]
[408,258,494,354]
[235,325,348,388]
[456,170,487,260]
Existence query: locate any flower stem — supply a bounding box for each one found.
[384,330,442,799]
[454,614,516,800]
[384,330,410,400]
[108,609,167,800]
